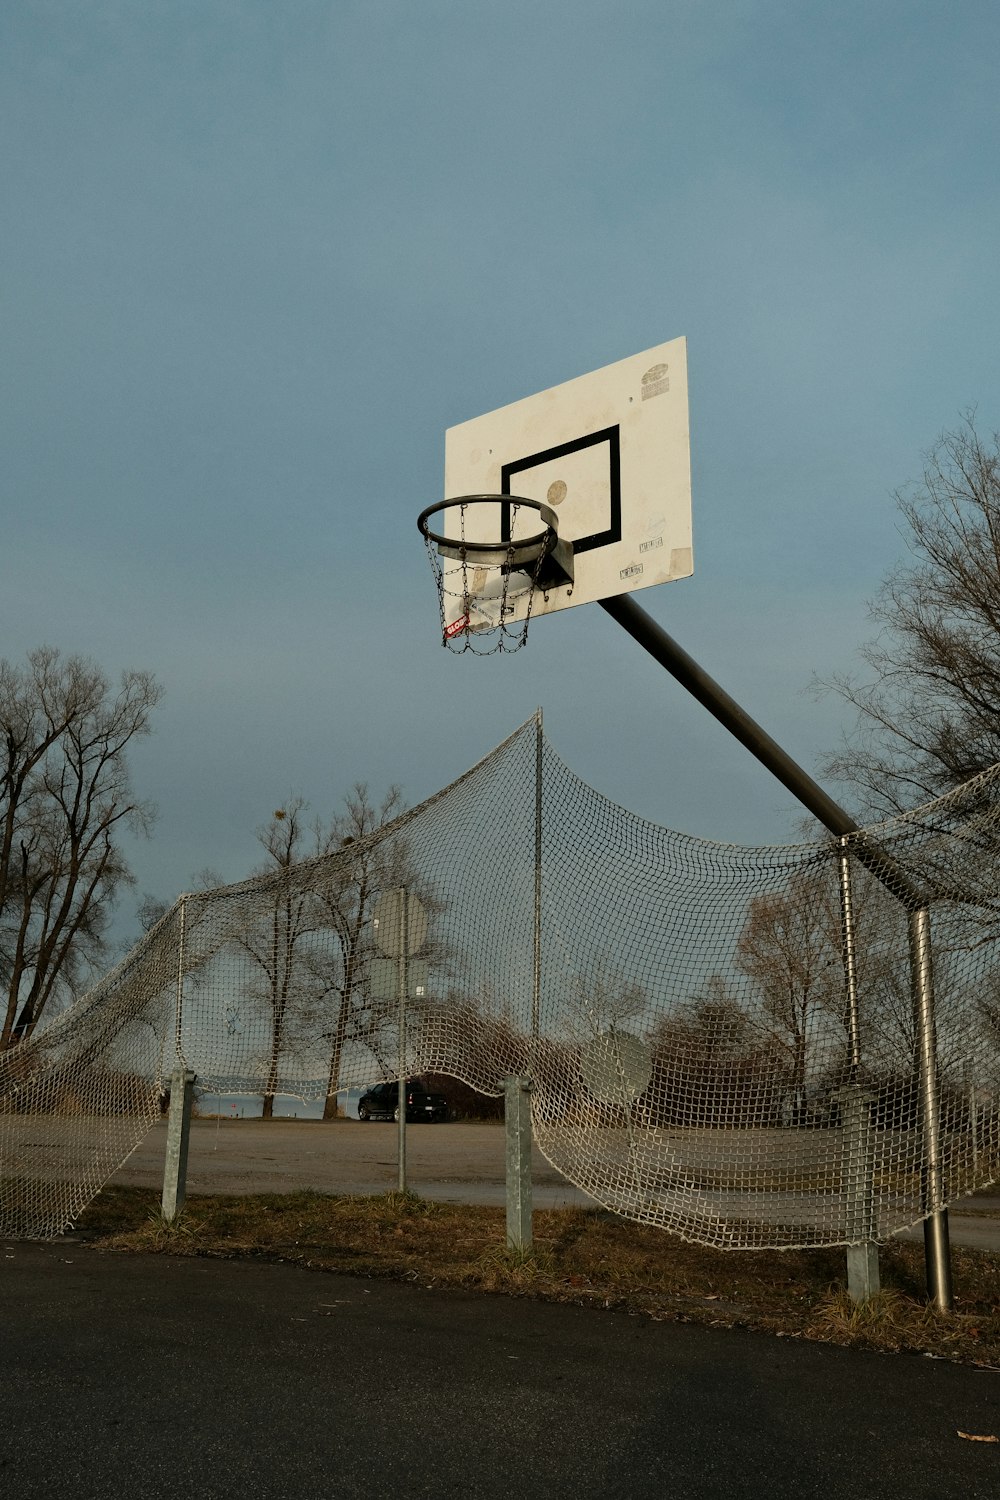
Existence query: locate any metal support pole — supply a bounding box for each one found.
[969,1065,979,1177]
[836,842,880,1301]
[161,1067,196,1221]
[598,596,860,836]
[532,707,543,1041]
[910,907,953,1311]
[505,1075,533,1252]
[397,888,409,1194]
[838,842,862,1075]
[597,594,953,1306]
[174,895,188,1059]
[964,1060,979,1178]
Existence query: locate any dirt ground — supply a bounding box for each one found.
[108,1117,591,1206]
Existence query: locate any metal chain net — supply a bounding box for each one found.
[421,499,554,653]
[3,713,1000,1245]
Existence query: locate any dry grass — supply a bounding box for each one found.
[74,1186,1000,1366]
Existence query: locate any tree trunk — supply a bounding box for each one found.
[323,1001,348,1120]
[323,943,359,1121]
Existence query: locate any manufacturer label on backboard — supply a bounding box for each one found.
[640,363,671,400]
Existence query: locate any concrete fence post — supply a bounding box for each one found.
[837,1085,880,1303]
[504,1075,533,1253]
[161,1067,196,1222]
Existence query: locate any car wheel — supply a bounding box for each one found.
[358,1103,370,1121]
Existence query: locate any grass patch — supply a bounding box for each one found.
[72,1186,1000,1365]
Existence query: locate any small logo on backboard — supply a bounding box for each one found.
[444,614,470,639]
[639,536,663,554]
[620,562,643,581]
[640,363,670,400]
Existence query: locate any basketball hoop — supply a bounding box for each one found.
[417,495,571,653]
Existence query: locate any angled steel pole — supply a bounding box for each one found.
[599,593,953,1311]
[599,596,858,836]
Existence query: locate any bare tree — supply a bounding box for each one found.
[649,975,786,1128]
[239,799,324,1119]
[568,956,648,1035]
[977,969,1000,1051]
[822,417,1000,813]
[526,955,649,1052]
[234,785,442,1119]
[735,872,845,1123]
[1,648,161,1049]
[309,784,448,1118]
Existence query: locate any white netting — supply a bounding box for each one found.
[3,713,1000,1245]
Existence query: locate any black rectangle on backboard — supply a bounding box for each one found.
[500,426,622,555]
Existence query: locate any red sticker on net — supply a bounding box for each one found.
[444,614,470,639]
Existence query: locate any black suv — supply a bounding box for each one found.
[357,1078,448,1123]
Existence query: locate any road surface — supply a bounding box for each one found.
[107,1118,1000,1250]
[2,1240,999,1499]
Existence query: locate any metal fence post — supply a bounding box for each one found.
[532,707,542,1041]
[397,887,409,1194]
[909,906,953,1312]
[505,1075,533,1252]
[161,1067,196,1221]
[836,842,880,1302]
[966,1062,979,1178]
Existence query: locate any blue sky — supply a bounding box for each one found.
[3,1,999,936]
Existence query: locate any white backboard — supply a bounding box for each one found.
[443,337,692,629]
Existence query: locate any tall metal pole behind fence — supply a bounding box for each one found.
[837,842,880,1302]
[505,1075,533,1251]
[532,707,543,1042]
[173,895,187,1066]
[599,593,953,1310]
[397,887,409,1194]
[162,896,195,1221]
[910,906,953,1311]
[967,1062,979,1177]
[838,842,862,1077]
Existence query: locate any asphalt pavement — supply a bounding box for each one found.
[3,1239,1000,1499]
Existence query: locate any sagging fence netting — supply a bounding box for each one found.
[3,711,1000,1246]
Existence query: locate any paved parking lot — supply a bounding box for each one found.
[108,1117,592,1206]
[106,1118,1000,1250]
